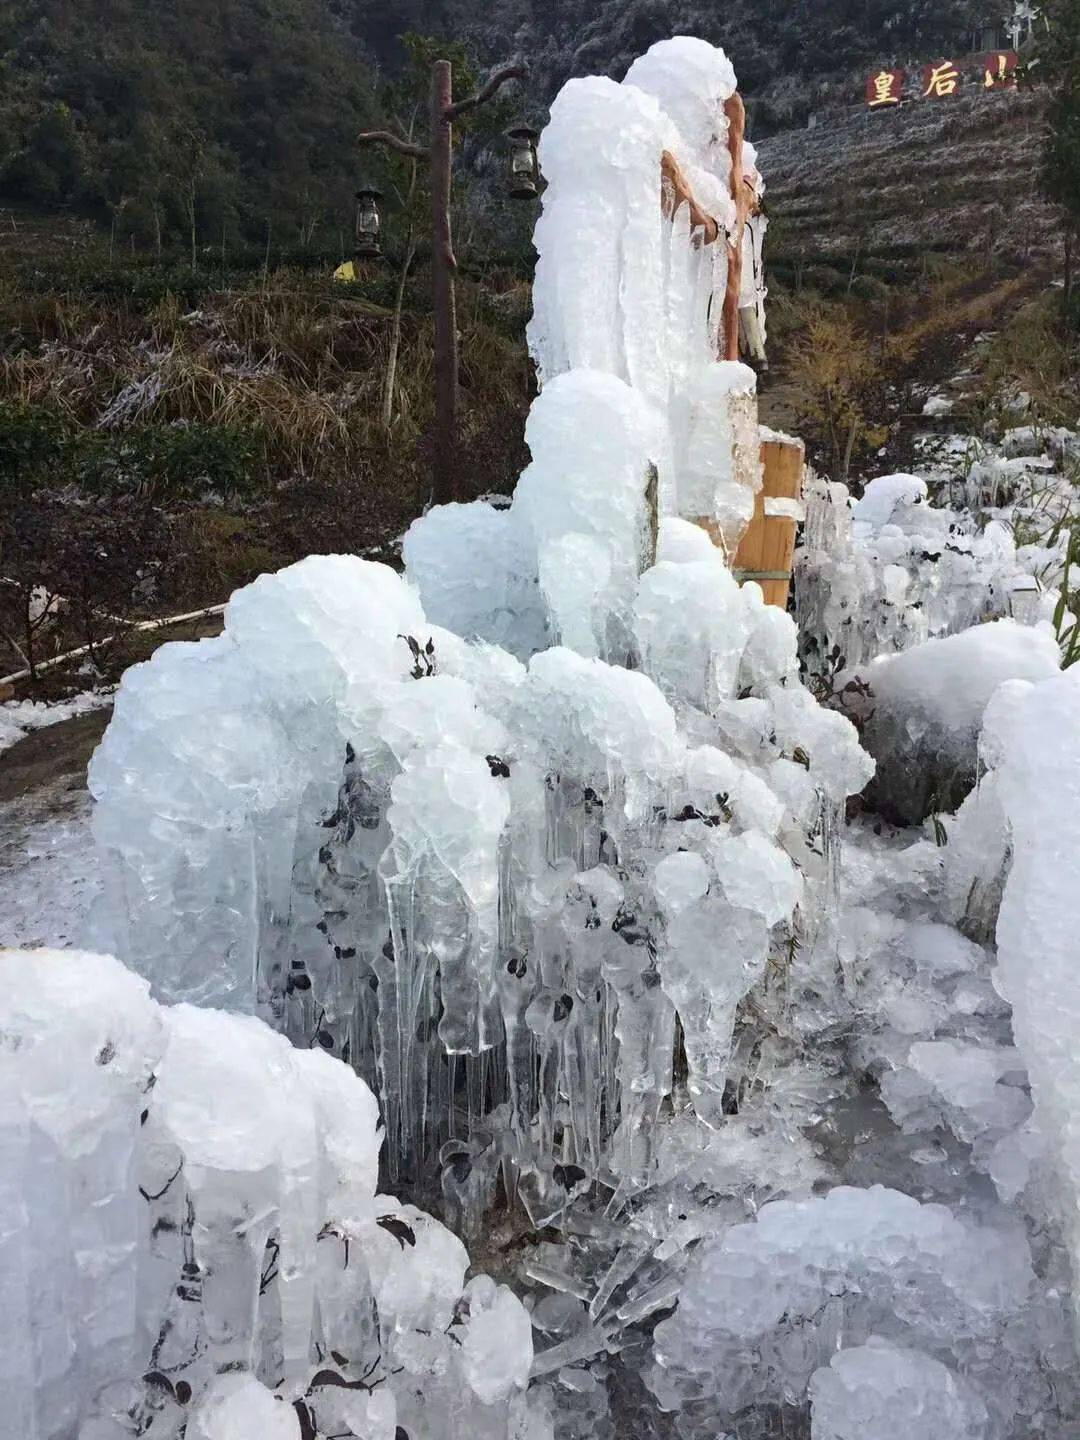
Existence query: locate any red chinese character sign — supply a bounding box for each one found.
[867,69,904,107]
[922,60,961,98]
[982,51,1019,89]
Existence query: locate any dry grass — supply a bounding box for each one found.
[0,255,533,679]
[0,262,532,493]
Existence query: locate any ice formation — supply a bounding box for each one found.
[13,31,1080,1440]
[983,668,1080,1316]
[857,618,1061,823]
[649,1185,1039,1430]
[796,467,1059,678]
[2,948,540,1440]
[809,1338,990,1440]
[87,37,879,1228]
[407,33,764,656]
[89,533,869,1213]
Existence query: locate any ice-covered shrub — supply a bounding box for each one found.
[90,539,870,1217]
[1,948,540,1440]
[796,472,1056,684]
[857,619,1060,824]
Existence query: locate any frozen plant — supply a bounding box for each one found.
[1,948,541,1440]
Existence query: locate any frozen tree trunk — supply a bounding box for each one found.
[660,151,720,245]
[722,93,747,364]
[431,60,458,506]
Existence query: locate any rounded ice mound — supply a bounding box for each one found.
[624,36,738,156]
[649,1185,1033,1424]
[860,618,1060,824]
[2,947,164,1157]
[402,500,547,659]
[634,554,748,707]
[656,515,717,565]
[853,474,928,530]
[537,73,668,183]
[809,1338,990,1440]
[187,1374,300,1440]
[523,646,682,806]
[515,370,659,552]
[226,553,425,702]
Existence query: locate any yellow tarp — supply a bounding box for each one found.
[333,260,357,282]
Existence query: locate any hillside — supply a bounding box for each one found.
[0,0,378,248]
[421,0,995,132]
[0,0,1026,249]
[760,84,1055,278]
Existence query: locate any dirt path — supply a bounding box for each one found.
[0,706,112,804]
[0,708,112,948]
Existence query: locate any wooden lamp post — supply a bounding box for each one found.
[358,60,528,507]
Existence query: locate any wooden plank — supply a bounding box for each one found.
[734,437,804,608]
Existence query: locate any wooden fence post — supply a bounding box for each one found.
[733,435,805,608]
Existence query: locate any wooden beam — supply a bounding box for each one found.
[733,436,805,609]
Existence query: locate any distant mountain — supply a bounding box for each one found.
[358,0,998,132]
[0,0,1008,248]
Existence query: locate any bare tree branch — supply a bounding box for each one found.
[445,63,528,120]
[357,129,426,160]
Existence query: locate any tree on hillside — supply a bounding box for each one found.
[1035,0,1080,311]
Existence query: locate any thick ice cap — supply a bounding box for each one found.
[524,647,683,795]
[853,474,928,530]
[865,619,1060,740]
[225,555,425,701]
[624,37,738,157]
[402,500,546,659]
[664,1184,1034,1348]
[517,370,659,541]
[156,1003,381,1201]
[538,75,670,181]
[656,516,718,565]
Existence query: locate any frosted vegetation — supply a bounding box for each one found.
[6,34,1080,1440]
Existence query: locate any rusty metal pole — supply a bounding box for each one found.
[431,60,458,506]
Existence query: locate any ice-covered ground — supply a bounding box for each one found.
[0,689,114,756]
[0,780,98,949]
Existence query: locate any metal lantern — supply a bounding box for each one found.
[505,125,540,200]
[354,186,383,258]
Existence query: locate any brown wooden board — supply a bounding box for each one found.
[734,438,804,608]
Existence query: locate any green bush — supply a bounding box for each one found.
[74,424,262,503]
[0,402,261,502]
[0,402,67,483]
